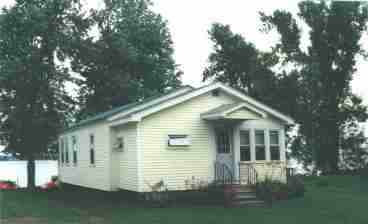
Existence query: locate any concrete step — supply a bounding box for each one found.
[231,199,265,207]
[233,194,257,200]
[231,188,256,194]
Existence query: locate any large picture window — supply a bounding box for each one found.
[270,130,280,161]
[240,131,251,161]
[255,130,266,160]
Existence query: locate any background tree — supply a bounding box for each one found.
[204,2,368,173]
[203,23,281,110]
[261,1,368,173]
[203,23,299,125]
[0,0,89,188]
[72,0,182,119]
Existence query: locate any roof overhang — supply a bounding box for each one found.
[109,115,141,128]
[103,81,295,128]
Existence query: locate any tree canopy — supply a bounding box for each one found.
[261,1,368,172]
[0,0,89,188]
[73,0,182,120]
[0,0,182,188]
[204,1,368,173]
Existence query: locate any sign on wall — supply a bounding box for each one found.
[168,135,190,147]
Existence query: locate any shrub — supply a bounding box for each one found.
[51,175,58,182]
[287,176,306,198]
[315,177,329,188]
[256,178,286,204]
[256,176,306,203]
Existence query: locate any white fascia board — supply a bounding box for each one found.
[217,84,295,125]
[134,82,223,120]
[107,87,193,122]
[109,115,140,127]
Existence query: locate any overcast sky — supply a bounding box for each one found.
[0,0,367,136]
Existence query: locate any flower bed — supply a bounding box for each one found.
[0,180,17,190]
[256,176,306,204]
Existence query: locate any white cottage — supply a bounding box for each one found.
[58,82,294,192]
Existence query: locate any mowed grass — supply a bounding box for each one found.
[1,175,368,224]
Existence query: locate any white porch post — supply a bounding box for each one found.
[280,128,286,162]
[233,124,241,180]
[250,129,256,162]
[265,129,271,161]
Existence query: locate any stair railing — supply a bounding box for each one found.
[214,162,234,185]
[286,167,296,180]
[238,163,258,185]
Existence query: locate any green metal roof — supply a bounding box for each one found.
[63,85,194,133]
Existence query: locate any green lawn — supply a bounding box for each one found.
[1,175,368,224]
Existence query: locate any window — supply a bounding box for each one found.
[60,139,64,165]
[270,130,280,160]
[255,130,266,160]
[72,136,78,165]
[240,130,251,161]
[216,130,230,153]
[90,134,95,165]
[65,137,69,164]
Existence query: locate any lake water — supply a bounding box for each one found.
[0,160,58,187]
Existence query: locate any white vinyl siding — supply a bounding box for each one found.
[140,91,238,192]
[58,121,112,191]
[110,123,138,191]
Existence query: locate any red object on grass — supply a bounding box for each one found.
[45,181,57,189]
[0,182,17,190]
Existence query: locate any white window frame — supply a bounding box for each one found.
[239,130,251,162]
[269,130,281,161]
[255,130,266,161]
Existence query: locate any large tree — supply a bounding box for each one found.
[261,1,368,173]
[0,0,89,188]
[203,23,298,123]
[73,0,181,119]
[204,2,368,173]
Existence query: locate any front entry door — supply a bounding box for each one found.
[215,128,233,171]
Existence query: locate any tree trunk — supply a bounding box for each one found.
[27,155,36,189]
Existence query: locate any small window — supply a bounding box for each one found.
[90,134,95,165]
[60,139,64,165]
[270,130,280,160]
[72,136,78,165]
[255,130,266,160]
[240,131,251,161]
[113,137,124,151]
[65,137,69,164]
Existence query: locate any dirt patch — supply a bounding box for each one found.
[0,217,48,224]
